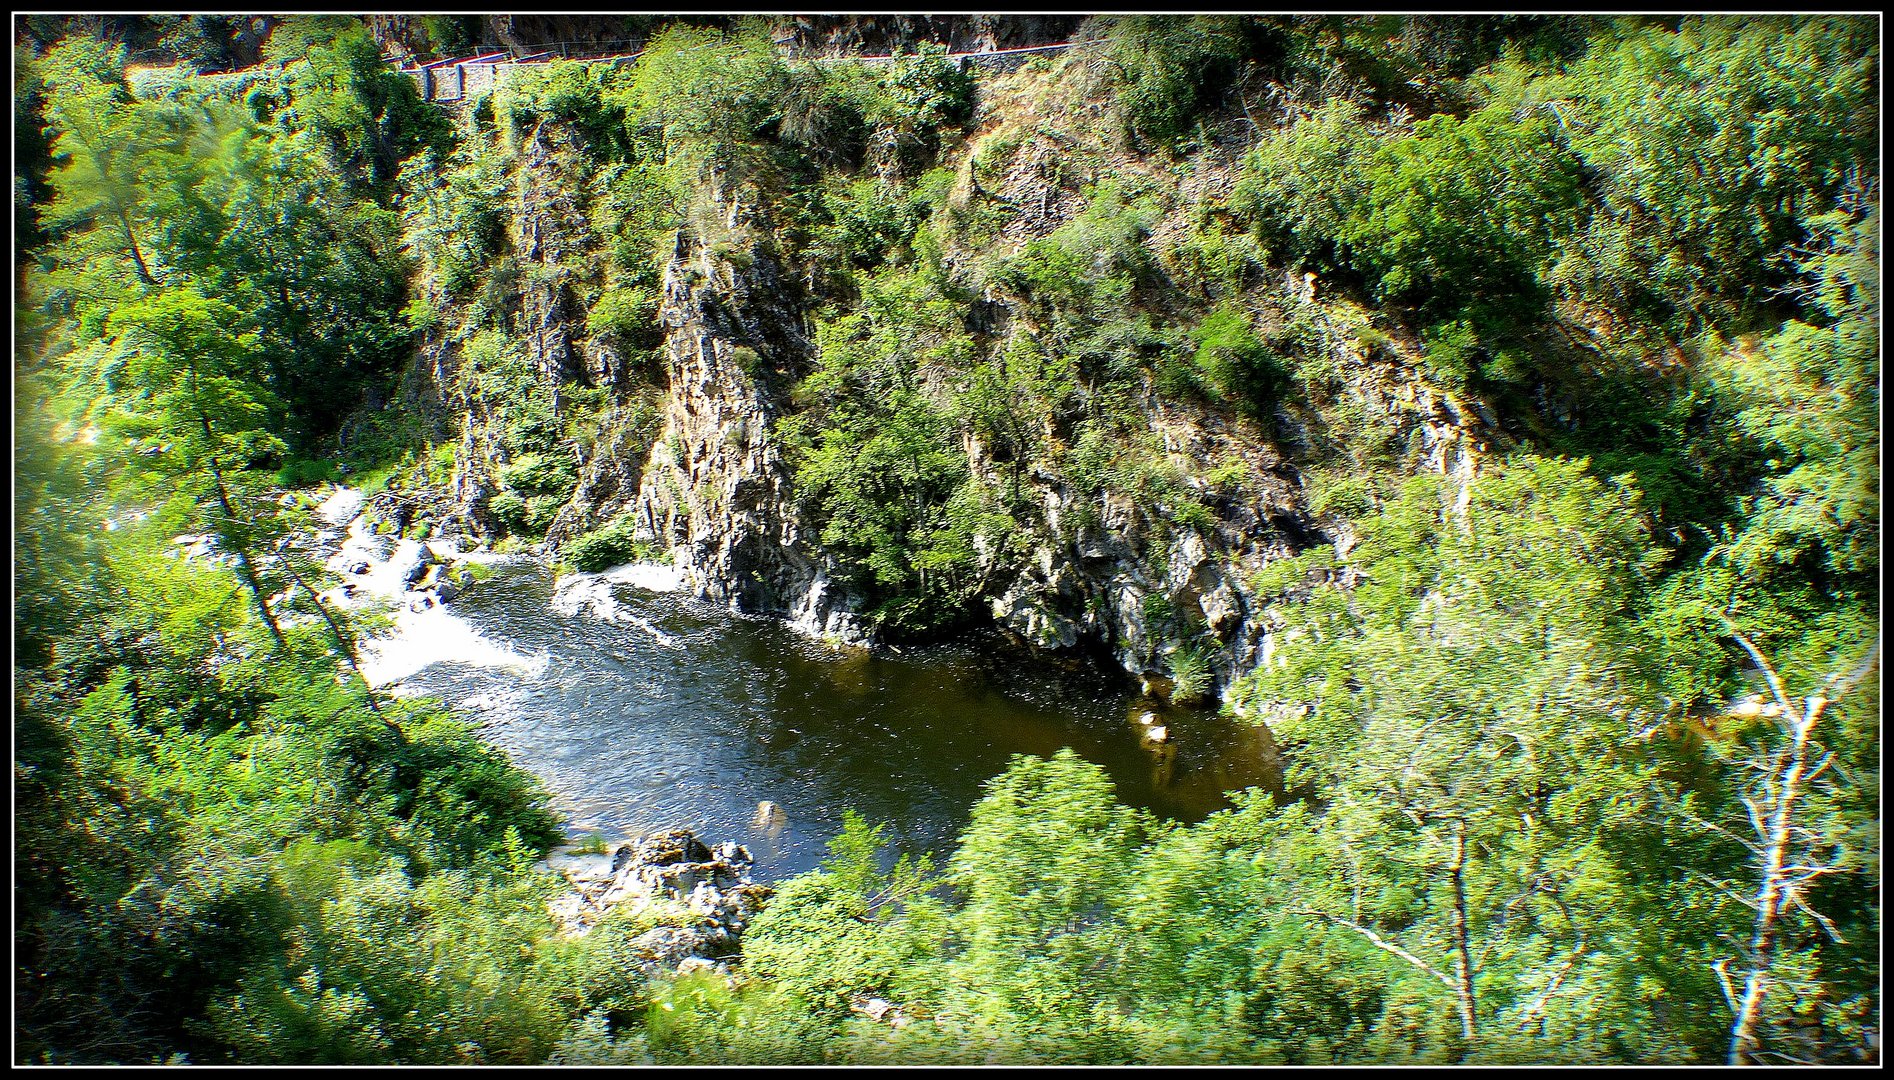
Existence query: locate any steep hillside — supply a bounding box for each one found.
[384,26,1528,704]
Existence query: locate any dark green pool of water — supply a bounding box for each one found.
[390,560,1278,879]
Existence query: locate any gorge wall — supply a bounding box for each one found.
[388,41,1506,702]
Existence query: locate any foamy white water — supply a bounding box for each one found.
[600,561,685,593]
[359,601,550,689]
[552,563,686,645]
[316,485,365,528]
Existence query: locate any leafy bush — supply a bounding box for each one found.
[486,490,530,533]
[499,452,579,498]
[565,515,648,573]
[586,285,661,342]
[609,23,790,178]
[275,458,340,488]
[1551,15,1877,325]
[496,60,627,154]
[399,143,509,297]
[1167,641,1217,704]
[1100,15,1254,149]
[794,391,980,634]
[1238,99,1584,383]
[1182,304,1289,413]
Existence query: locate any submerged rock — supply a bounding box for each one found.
[753,800,788,829]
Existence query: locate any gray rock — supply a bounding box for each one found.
[629,830,713,867]
[628,926,704,972]
[389,539,431,588]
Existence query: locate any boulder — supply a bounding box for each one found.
[630,829,713,867]
[551,829,769,950]
[389,539,431,588]
[628,926,704,972]
[676,956,721,977]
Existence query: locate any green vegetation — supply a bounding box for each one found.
[566,514,654,573]
[15,13,1879,1067]
[1097,15,1258,150]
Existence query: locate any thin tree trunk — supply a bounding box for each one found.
[1726,698,1824,1065]
[1718,630,1879,1066]
[1449,819,1479,1044]
[186,357,287,653]
[275,554,408,740]
[116,205,157,287]
[180,347,286,652]
[203,441,289,653]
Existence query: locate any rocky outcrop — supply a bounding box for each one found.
[970,397,1320,697]
[318,487,485,614]
[542,830,772,977]
[629,223,870,640]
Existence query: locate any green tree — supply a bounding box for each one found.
[36,36,176,289]
[96,288,290,650]
[1234,458,1672,1058]
[1551,15,1877,326]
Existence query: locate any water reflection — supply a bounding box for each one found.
[382,561,1278,879]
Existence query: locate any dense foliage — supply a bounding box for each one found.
[15,13,1878,1066]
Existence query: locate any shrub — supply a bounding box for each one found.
[1186,304,1290,414]
[586,285,660,342]
[1100,15,1253,149]
[1167,642,1217,704]
[565,516,647,573]
[1173,499,1218,534]
[487,490,529,533]
[1238,99,1584,382]
[498,452,578,498]
[276,458,340,488]
[496,60,627,153]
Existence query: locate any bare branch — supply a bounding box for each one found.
[1723,625,1799,719]
[1801,750,1837,785]
[1670,802,1764,855]
[1712,958,1741,1015]
[1689,871,1762,912]
[1516,938,1589,1031]
[1790,894,1848,945]
[1288,909,1456,990]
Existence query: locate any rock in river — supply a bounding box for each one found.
[541,829,771,977]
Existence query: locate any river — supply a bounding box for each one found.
[355,552,1278,880]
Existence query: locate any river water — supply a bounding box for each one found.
[361,556,1278,880]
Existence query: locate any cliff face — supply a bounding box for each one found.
[402,54,1506,699]
[629,220,871,640]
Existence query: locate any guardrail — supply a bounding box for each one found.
[397,37,1096,104]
